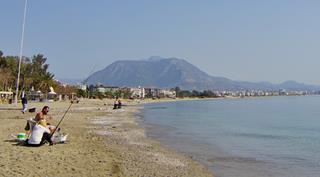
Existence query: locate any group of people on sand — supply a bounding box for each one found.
[113,97,122,109]
[24,106,55,146]
[20,96,121,147]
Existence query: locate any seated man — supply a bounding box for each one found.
[117,99,122,109]
[26,120,53,146]
[25,106,53,134]
[113,98,119,110]
[34,106,51,122]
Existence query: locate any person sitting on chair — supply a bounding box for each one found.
[26,120,54,146]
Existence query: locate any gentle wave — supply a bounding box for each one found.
[229,132,289,140]
[141,96,320,177]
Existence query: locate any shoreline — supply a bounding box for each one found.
[91,99,214,176]
[0,99,213,177]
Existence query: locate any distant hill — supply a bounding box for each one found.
[85,57,320,91]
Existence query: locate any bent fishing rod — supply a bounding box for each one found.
[50,102,73,138]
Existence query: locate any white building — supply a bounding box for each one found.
[159,89,176,98]
[78,84,87,91]
[130,86,145,98]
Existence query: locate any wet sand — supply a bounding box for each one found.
[0,99,213,177]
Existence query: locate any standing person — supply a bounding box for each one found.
[21,91,28,114]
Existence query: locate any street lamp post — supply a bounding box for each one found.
[14,0,28,106]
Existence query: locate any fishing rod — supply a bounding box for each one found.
[49,102,73,138]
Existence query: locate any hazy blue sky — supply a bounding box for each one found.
[1,0,320,85]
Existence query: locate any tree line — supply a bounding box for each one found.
[0,50,56,95]
[175,87,218,98]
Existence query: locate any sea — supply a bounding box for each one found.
[139,96,320,177]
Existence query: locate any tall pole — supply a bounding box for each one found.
[15,0,28,106]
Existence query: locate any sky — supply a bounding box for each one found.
[1,0,320,85]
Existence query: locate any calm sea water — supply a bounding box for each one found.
[139,96,320,177]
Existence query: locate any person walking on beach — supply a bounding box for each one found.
[21,91,27,114]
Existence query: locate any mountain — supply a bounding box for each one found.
[277,81,320,91]
[85,57,320,91]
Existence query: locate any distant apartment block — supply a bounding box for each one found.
[130,86,145,98]
[78,84,87,91]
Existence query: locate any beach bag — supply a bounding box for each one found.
[28,107,36,113]
[51,129,68,143]
[9,133,26,142]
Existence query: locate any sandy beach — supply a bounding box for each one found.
[0,99,213,177]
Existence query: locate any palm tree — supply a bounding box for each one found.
[38,73,55,92]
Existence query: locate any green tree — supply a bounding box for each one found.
[0,51,13,90]
[0,69,13,91]
[26,54,55,92]
[38,72,56,93]
[0,51,7,69]
[76,89,87,98]
[0,51,57,95]
[105,90,114,98]
[113,89,122,98]
[121,89,132,99]
[192,90,200,97]
[174,87,181,97]
[179,90,192,98]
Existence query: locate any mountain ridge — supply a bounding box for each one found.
[85,57,320,91]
